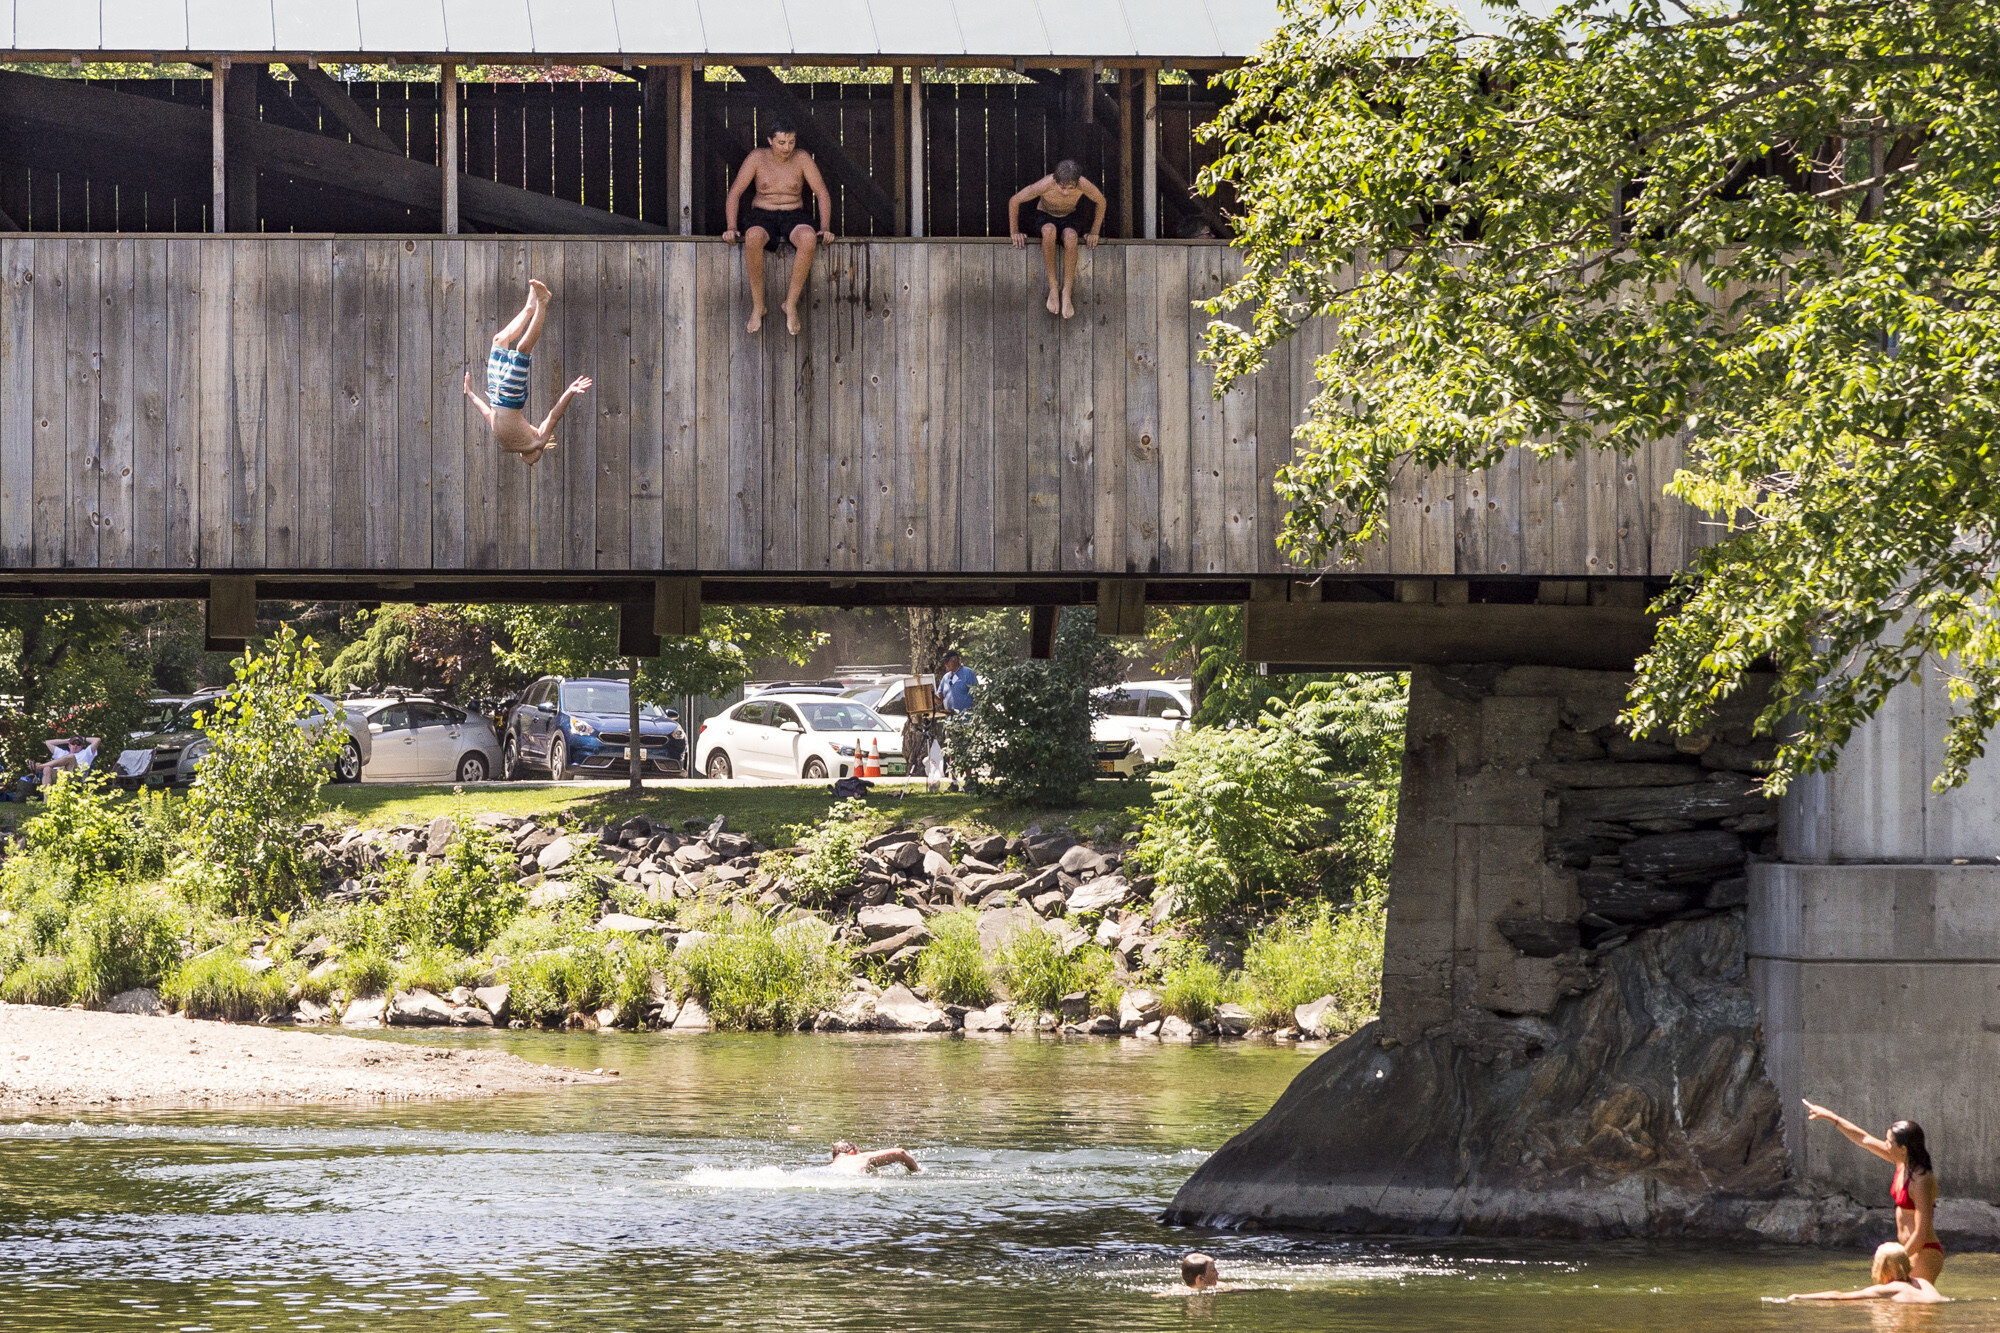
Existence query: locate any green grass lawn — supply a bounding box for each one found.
[318,779,1155,848]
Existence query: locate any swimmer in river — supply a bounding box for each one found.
[819,1140,923,1175]
[1787,1241,1946,1303]
[1182,1253,1220,1290]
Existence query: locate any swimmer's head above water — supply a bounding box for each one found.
[1181,1253,1219,1290]
[830,1140,859,1161]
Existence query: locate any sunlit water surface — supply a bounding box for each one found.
[2,1030,1997,1331]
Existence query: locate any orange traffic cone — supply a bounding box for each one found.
[864,737,882,778]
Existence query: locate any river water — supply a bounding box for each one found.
[2,1031,1996,1331]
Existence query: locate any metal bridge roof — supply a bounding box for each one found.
[1,1,1282,61]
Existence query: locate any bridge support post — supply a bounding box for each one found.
[1029,605,1059,660]
[205,576,255,652]
[1140,66,1158,240]
[209,60,228,233]
[908,68,925,238]
[1096,581,1145,636]
[653,577,702,636]
[440,62,459,234]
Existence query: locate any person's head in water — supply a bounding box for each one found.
[1054,159,1081,187]
[829,1140,859,1161]
[1889,1120,1934,1177]
[1872,1241,1914,1285]
[1180,1253,1219,1290]
[767,117,798,158]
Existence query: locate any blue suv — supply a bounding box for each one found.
[501,676,687,781]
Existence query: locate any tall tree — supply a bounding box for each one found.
[0,602,149,771]
[1209,0,2000,790]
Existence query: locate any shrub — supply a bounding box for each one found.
[371,825,523,956]
[61,885,194,1004]
[675,912,850,1030]
[995,925,1118,1016]
[182,626,345,914]
[944,607,1125,805]
[163,949,290,1021]
[1,954,75,1006]
[395,946,483,996]
[915,909,996,1006]
[1153,945,1229,1024]
[509,947,615,1023]
[335,949,394,999]
[1239,896,1387,1032]
[783,799,869,907]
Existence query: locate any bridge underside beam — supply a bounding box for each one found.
[1246,599,1659,672]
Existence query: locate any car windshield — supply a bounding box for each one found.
[798,702,894,732]
[137,702,182,732]
[559,683,672,720]
[168,701,220,731]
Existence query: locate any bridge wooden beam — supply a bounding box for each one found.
[654,577,703,636]
[734,67,900,235]
[1245,600,1657,671]
[1097,580,1147,636]
[285,64,402,155]
[1029,605,1059,660]
[206,576,255,652]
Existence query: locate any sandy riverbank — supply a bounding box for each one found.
[0,1003,612,1111]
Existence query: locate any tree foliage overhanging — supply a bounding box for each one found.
[1209,0,2000,790]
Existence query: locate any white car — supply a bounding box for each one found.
[1092,680,1195,774]
[694,692,908,781]
[348,696,504,783]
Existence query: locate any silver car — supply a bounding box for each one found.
[347,696,503,783]
[142,692,370,786]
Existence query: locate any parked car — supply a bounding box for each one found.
[346,695,502,783]
[693,692,907,781]
[138,692,370,786]
[1091,680,1195,774]
[500,676,688,781]
[126,696,191,748]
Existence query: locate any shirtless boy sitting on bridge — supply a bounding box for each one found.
[1009,160,1106,319]
[463,279,592,467]
[722,119,836,336]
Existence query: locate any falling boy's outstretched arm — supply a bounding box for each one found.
[532,375,594,446]
[462,370,495,427]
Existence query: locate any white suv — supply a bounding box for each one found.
[694,692,908,781]
[1092,680,1195,774]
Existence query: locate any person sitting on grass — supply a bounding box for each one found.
[1788,1242,1946,1304]
[722,119,836,337]
[36,735,101,785]
[1008,159,1106,319]
[462,278,593,468]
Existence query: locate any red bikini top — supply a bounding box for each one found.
[1892,1166,1916,1210]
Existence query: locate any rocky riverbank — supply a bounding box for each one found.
[0,1002,611,1110]
[175,810,1350,1041]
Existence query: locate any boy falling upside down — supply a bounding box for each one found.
[1009,159,1106,319]
[723,118,836,335]
[463,279,592,467]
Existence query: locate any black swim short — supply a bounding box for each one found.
[743,205,818,248]
[1026,200,1096,238]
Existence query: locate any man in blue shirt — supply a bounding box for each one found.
[937,649,978,713]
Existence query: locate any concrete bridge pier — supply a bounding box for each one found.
[1751,675,2000,1207]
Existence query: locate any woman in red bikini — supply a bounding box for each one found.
[1803,1101,1944,1281]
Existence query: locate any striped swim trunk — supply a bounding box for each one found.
[486,347,531,410]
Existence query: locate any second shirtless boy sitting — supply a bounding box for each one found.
[723,118,836,336]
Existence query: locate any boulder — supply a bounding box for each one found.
[1067,877,1133,915]
[977,906,1042,954]
[592,913,669,935]
[1058,992,1090,1023]
[673,998,713,1030]
[453,1005,496,1027]
[424,815,458,856]
[1118,988,1163,1034]
[341,995,387,1028]
[474,984,512,1020]
[1577,872,1696,924]
[922,827,957,853]
[390,989,455,1026]
[1024,832,1076,866]
[1085,1013,1120,1035]
[1158,1014,1197,1042]
[887,840,927,872]
[710,831,755,858]
[1294,995,1342,1039]
[537,836,579,871]
[674,843,721,871]
[921,849,955,879]
[1562,774,1769,825]
[526,881,576,909]
[1214,1003,1253,1037]
[103,987,167,1017]
[963,1003,1012,1033]
[857,904,926,940]
[975,871,1027,898]
[1058,844,1110,877]
[1030,889,1068,916]
[674,930,715,956]
[290,999,332,1025]
[859,924,931,958]
[864,828,919,852]
[967,834,1009,863]
[594,1006,622,1030]
[875,984,951,1032]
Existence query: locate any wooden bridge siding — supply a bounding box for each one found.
[0,236,1711,580]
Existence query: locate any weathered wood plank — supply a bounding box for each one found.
[1058,247,1096,571]
[360,240,400,570]
[164,241,202,569]
[1649,430,1688,577]
[825,244,862,571]
[1615,442,1649,576]
[526,240,566,570]
[1122,245,1161,576]
[1218,249,1259,575]
[728,244,766,570]
[293,240,333,570]
[693,242,733,569]
[958,244,997,573]
[1153,245,1190,574]
[928,244,959,570]
[431,239,467,573]
[0,240,32,566]
[859,243,898,571]
[591,241,632,570]
[327,240,368,570]
[990,240,1029,572]
[486,243,532,571]
[628,240,666,571]
[1253,257,1296,576]
[97,240,135,569]
[226,240,266,571]
[560,240,600,570]
[1025,248,1063,572]
[763,254,802,572]
[1092,245,1128,574]
[1585,439,1619,576]
[1187,245,1227,574]
[127,240,168,568]
[661,241,699,571]
[893,243,930,572]
[261,239,299,569]
[196,240,234,569]
[61,239,99,568]
[796,247,830,571]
